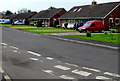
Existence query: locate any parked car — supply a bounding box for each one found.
[0,19,11,24]
[14,20,25,25]
[78,21,104,32]
[73,23,83,30]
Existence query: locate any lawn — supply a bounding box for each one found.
[1,24,35,27]
[62,34,119,44]
[17,28,77,33]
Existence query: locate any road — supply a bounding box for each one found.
[2,26,119,80]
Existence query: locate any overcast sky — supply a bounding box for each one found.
[0,0,119,13]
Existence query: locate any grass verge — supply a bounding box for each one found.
[16,28,77,33]
[1,24,35,27]
[62,34,119,44]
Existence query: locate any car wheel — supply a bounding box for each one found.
[99,28,103,32]
[78,31,82,33]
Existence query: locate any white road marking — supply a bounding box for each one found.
[0,67,4,73]
[72,70,92,77]
[59,75,75,79]
[96,76,110,79]
[40,60,43,62]
[42,70,54,75]
[82,67,101,72]
[54,65,71,71]
[10,46,18,49]
[65,63,78,67]
[57,61,61,63]
[46,57,54,60]
[13,50,18,53]
[104,72,120,78]
[2,43,7,46]
[0,67,12,80]
[30,58,39,61]
[3,46,6,48]
[28,51,41,56]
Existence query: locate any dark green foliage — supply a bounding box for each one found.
[64,22,68,28]
[2,10,13,16]
[36,20,43,27]
[112,27,118,29]
[104,31,108,35]
[48,6,57,10]
[110,30,116,33]
[56,25,60,28]
[86,31,91,37]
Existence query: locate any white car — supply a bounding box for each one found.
[14,20,25,25]
[0,19,11,24]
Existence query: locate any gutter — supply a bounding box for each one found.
[30,18,50,20]
[59,17,103,20]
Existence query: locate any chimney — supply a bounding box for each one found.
[92,0,97,5]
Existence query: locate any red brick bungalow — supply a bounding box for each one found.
[60,1,120,30]
[31,8,67,27]
[13,12,37,25]
[4,14,19,23]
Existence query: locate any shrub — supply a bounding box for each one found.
[86,31,91,37]
[64,22,68,28]
[56,25,60,28]
[110,30,116,33]
[104,31,108,35]
[36,20,43,27]
[29,21,34,26]
[112,27,117,29]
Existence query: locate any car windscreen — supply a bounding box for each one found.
[83,23,92,26]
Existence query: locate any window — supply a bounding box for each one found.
[115,18,120,26]
[68,20,75,24]
[83,23,92,26]
[77,8,82,12]
[109,18,113,23]
[73,8,78,12]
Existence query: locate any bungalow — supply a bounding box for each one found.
[4,14,19,23]
[31,8,67,27]
[60,1,120,30]
[13,12,37,25]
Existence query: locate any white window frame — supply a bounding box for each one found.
[73,8,78,12]
[109,18,113,23]
[77,8,82,12]
[115,18,120,25]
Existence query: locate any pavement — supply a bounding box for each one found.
[1,26,120,80]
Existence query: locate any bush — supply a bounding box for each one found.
[29,21,34,26]
[64,22,68,28]
[36,20,43,27]
[110,30,116,33]
[104,31,108,35]
[112,27,118,29]
[86,31,91,37]
[56,25,60,28]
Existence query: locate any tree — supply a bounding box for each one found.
[1,10,13,16]
[1,11,6,15]
[5,10,13,16]
[17,8,31,14]
[48,6,57,10]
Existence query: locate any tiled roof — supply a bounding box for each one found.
[14,12,37,20]
[31,8,64,19]
[4,14,19,19]
[60,2,120,19]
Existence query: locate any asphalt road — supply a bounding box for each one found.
[2,26,119,80]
